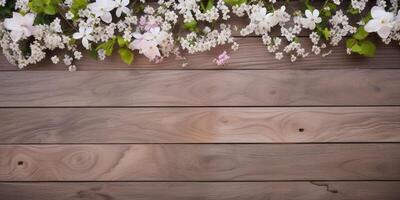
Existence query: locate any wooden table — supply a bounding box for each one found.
[0,27,400,199]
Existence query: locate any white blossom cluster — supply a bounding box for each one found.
[1,0,400,70]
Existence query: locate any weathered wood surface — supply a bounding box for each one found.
[1,38,400,70]
[0,0,399,196]
[1,144,400,181]
[1,181,399,200]
[0,69,399,107]
[0,107,399,143]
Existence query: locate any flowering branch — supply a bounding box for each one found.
[0,0,399,71]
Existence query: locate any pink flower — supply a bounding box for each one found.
[129,27,166,61]
[213,51,230,66]
[139,16,159,31]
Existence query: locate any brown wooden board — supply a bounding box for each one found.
[1,144,400,181]
[0,70,399,107]
[0,107,399,143]
[1,182,399,200]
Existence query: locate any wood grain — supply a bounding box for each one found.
[1,181,399,200]
[1,144,400,181]
[0,70,399,107]
[0,107,399,143]
[1,38,400,70]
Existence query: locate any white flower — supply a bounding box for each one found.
[51,56,59,64]
[68,65,77,72]
[73,27,94,49]
[87,0,116,23]
[115,0,130,17]
[129,27,167,61]
[301,9,322,30]
[4,12,36,42]
[364,6,394,39]
[65,11,74,20]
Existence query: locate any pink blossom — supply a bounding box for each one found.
[213,51,230,66]
[139,16,159,31]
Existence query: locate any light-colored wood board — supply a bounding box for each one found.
[0,182,399,200]
[1,144,400,181]
[1,107,400,143]
[0,70,399,107]
[1,38,399,70]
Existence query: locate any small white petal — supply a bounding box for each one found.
[313,9,320,17]
[377,25,392,38]
[73,32,84,39]
[305,10,312,18]
[371,6,386,19]
[364,19,381,32]
[10,31,23,42]
[116,8,122,17]
[82,38,90,49]
[101,12,112,23]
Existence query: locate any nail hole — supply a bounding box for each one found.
[298,128,305,133]
[17,161,24,166]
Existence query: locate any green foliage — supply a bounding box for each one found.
[224,0,246,6]
[34,13,55,25]
[320,2,336,17]
[200,0,214,12]
[96,38,116,56]
[0,1,15,19]
[118,48,134,64]
[346,24,375,57]
[117,36,128,47]
[303,0,314,11]
[69,0,88,20]
[183,20,199,32]
[116,36,134,64]
[353,26,369,40]
[28,0,62,15]
[346,37,376,57]
[347,4,359,15]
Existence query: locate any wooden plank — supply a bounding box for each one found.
[0,107,399,143]
[0,70,399,107]
[0,182,399,200]
[1,38,400,70]
[1,144,399,181]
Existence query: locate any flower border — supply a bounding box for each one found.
[0,0,399,71]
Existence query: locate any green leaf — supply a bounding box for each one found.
[322,27,330,40]
[0,1,16,18]
[347,5,359,15]
[117,36,128,47]
[183,20,198,32]
[346,38,376,57]
[28,0,61,15]
[353,26,369,40]
[33,13,54,25]
[200,0,214,12]
[223,0,246,6]
[118,48,134,64]
[346,38,357,49]
[304,0,314,11]
[43,4,57,15]
[362,13,373,24]
[358,40,376,57]
[69,0,88,20]
[96,38,116,56]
